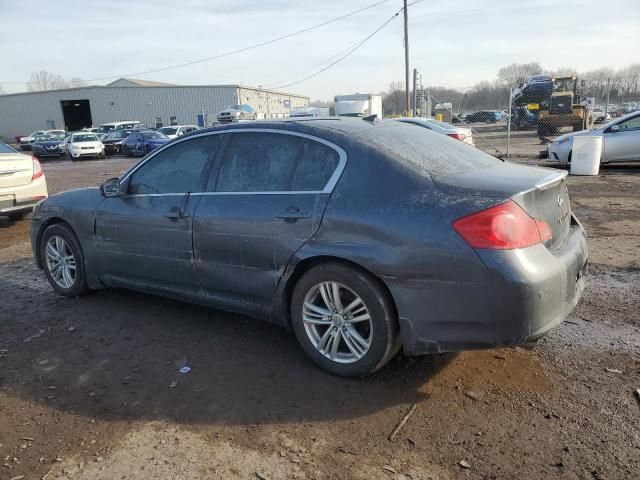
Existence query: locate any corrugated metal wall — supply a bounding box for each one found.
[0,85,309,140]
[238,87,309,119]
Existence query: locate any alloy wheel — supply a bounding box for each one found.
[45,235,76,289]
[302,282,373,364]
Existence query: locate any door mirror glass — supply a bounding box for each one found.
[101,177,121,197]
[610,124,619,132]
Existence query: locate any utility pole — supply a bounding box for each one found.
[412,68,418,117]
[403,0,410,115]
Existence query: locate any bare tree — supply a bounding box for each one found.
[27,71,86,91]
[382,81,405,116]
[497,62,542,87]
[68,77,87,88]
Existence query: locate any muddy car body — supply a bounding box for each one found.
[30,118,588,376]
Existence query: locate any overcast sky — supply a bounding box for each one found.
[1,0,638,99]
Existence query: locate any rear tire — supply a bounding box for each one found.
[122,145,130,157]
[291,262,400,377]
[39,224,90,297]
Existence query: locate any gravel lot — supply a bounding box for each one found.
[1,157,639,480]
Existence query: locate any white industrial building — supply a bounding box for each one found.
[0,78,309,141]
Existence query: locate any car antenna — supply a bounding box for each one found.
[362,114,378,123]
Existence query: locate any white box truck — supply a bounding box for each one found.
[334,94,383,118]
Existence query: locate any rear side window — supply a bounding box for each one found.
[356,123,500,177]
[128,136,218,194]
[215,132,339,192]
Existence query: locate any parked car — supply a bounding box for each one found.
[396,117,474,146]
[97,121,142,134]
[66,132,105,161]
[592,107,611,124]
[32,133,68,159]
[548,111,640,164]
[30,118,588,377]
[121,130,170,156]
[102,129,135,155]
[158,125,199,139]
[217,104,257,123]
[0,141,47,220]
[464,111,501,124]
[19,130,65,150]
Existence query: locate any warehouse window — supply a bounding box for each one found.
[170,116,177,126]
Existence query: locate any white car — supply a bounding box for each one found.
[593,108,611,124]
[66,133,106,161]
[0,142,48,220]
[548,111,640,164]
[396,117,475,146]
[157,125,199,139]
[19,129,66,151]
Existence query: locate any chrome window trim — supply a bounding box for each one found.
[120,128,347,195]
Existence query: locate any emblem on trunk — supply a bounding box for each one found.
[557,195,564,207]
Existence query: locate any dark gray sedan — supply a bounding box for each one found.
[30,118,588,377]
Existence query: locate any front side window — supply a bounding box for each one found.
[127,136,219,195]
[215,132,340,192]
[618,115,640,131]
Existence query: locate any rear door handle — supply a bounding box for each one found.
[276,207,311,220]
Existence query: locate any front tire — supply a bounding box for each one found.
[40,224,90,297]
[291,262,400,377]
[122,145,130,157]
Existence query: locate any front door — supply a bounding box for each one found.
[193,131,343,311]
[604,114,640,162]
[96,135,220,297]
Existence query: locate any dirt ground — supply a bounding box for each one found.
[1,157,639,480]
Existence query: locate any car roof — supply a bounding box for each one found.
[195,117,379,137]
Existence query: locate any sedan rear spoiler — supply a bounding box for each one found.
[534,170,568,191]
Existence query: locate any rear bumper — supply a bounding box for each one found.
[0,177,48,214]
[388,218,588,355]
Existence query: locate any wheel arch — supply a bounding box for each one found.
[279,255,399,328]
[35,217,76,268]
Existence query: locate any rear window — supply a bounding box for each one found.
[0,142,16,154]
[356,122,500,176]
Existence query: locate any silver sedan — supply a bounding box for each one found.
[548,111,640,164]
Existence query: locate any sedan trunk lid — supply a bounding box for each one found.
[0,153,34,188]
[433,162,571,250]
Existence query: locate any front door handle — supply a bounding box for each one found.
[163,207,181,219]
[276,207,311,220]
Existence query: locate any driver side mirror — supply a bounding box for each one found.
[101,177,121,197]
[610,124,620,133]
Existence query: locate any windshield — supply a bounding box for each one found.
[142,132,167,140]
[71,134,98,143]
[0,142,17,154]
[159,127,178,135]
[34,135,50,142]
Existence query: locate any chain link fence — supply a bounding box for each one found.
[408,74,640,159]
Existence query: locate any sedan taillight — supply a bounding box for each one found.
[32,157,44,180]
[453,200,552,249]
[447,133,466,141]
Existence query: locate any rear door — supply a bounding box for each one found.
[193,130,345,311]
[604,114,640,162]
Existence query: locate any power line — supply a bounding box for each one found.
[267,8,403,91]
[0,0,389,85]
